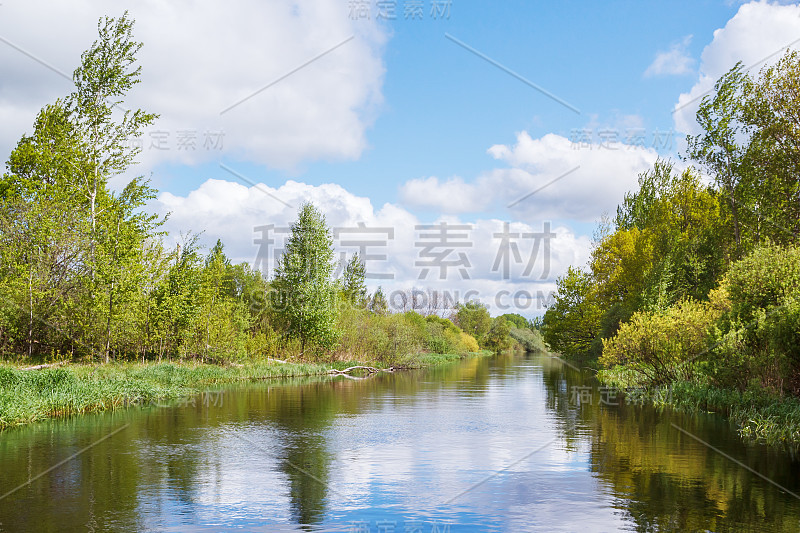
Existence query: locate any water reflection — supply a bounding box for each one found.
[537,353,800,531]
[0,354,799,531]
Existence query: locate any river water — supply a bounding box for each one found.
[1,352,799,532]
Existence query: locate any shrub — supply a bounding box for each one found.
[600,297,724,386]
[707,244,800,393]
[725,243,800,321]
[509,327,547,352]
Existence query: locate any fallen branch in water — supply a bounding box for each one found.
[21,361,69,371]
[328,365,395,375]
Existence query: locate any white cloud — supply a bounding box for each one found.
[0,1,387,172]
[399,176,487,213]
[152,177,593,317]
[674,1,800,134]
[644,35,695,77]
[399,132,660,223]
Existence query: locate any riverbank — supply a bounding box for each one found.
[598,366,800,446]
[0,351,490,430]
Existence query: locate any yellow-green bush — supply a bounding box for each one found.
[600,296,725,385]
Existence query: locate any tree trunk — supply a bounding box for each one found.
[104,216,121,363]
[28,269,33,359]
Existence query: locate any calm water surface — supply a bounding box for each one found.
[1,352,800,532]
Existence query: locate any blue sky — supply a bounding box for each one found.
[156,0,737,204]
[1,0,798,315]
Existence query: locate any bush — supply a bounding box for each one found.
[725,243,800,321]
[454,331,480,352]
[707,244,800,393]
[600,297,724,386]
[509,327,546,352]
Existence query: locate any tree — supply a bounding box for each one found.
[0,12,161,362]
[453,301,492,347]
[341,253,367,307]
[67,12,157,279]
[498,313,531,330]
[150,237,202,360]
[485,317,512,353]
[272,203,340,355]
[542,266,603,358]
[0,103,90,359]
[611,161,726,311]
[369,287,389,315]
[744,50,800,243]
[600,298,724,386]
[686,63,751,254]
[95,177,161,361]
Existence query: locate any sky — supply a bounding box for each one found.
[2,0,800,316]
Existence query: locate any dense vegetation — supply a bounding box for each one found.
[0,14,544,374]
[542,51,800,443]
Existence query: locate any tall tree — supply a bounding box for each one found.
[745,50,800,243]
[0,103,91,358]
[67,12,157,278]
[686,63,751,254]
[95,178,161,361]
[341,253,367,306]
[273,203,340,355]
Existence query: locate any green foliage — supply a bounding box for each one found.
[706,244,800,392]
[498,313,533,330]
[341,253,367,307]
[542,267,603,358]
[509,327,546,352]
[0,13,499,377]
[330,307,479,363]
[600,297,726,386]
[0,13,158,362]
[368,287,389,315]
[724,243,800,321]
[613,161,725,309]
[273,203,340,354]
[485,318,512,353]
[452,301,492,346]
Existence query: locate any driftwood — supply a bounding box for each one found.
[335,373,370,381]
[328,365,395,375]
[21,361,69,371]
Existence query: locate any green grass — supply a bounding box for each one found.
[397,350,492,368]
[0,351,490,430]
[650,381,800,445]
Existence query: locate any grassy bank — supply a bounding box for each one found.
[599,366,800,446]
[0,352,490,430]
[653,382,800,445]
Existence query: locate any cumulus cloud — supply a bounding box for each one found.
[399,132,660,222]
[674,1,800,134]
[0,0,386,171]
[644,35,695,77]
[399,176,487,213]
[152,178,592,316]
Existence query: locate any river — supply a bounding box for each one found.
[1,352,799,532]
